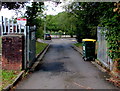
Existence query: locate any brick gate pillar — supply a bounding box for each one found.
[2,35,24,70]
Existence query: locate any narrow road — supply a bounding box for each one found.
[16,38,119,89]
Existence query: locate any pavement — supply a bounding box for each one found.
[15,38,119,89]
[37,38,52,44]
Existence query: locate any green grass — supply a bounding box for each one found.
[0,37,1,51]
[74,43,82,47]
[0,37,1,62]
[1,70,20,90]
[36,41,48,55]
[0,37,1,43]
[0,37,19,90]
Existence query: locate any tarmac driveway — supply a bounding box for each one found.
[15,38,119,89]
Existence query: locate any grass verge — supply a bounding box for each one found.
[1,70,20,90]
[0,36,1,48]
[74,43,82,47]
[0,36,1,61]
[74,43,83,50]
[0,36,1,54]
[36,41,48,55]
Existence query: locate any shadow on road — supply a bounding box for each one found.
[35,62,68,72]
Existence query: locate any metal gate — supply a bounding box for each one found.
[97,27,113,70]
[0,16,36,69]
[26,26,36,68]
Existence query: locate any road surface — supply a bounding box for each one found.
[15,38,119,89]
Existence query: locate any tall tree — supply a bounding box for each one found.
[25,2,44,26]
[45,11,77,36]
[25,2,44,39]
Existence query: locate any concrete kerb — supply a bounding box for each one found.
[3,44,50,91]
[71,44,83,55]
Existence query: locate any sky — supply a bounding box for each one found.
[44,1,65,15]
[0,1,67,19]
[0,8,26,19]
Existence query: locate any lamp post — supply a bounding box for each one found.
[44,14,46,40]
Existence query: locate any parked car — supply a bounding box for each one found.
[45,34,51,40]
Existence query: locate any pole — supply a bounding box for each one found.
[1,16,4,35]
[44,16,46,40]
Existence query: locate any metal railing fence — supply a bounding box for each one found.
[97,27,113,70]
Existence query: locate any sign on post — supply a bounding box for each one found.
[17,18,27,26]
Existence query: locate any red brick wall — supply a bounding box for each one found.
[2,35,24,70]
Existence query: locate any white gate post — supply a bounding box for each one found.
[24,26,27,69]
[8,19,10,34]
[3,17,7,34]
[15,24,17,33]
[12,20,14,33]
[0,16,3,36]
[19,25,21,34]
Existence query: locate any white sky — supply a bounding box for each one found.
[44,1,65,15]
[0,1,68,19]
[0,7,26,19]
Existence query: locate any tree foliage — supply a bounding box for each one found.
[45,11,77,37]
[64,2,103,42]
[99,2,120,65]
[25,2,44,39]
[1,2,26,10]
[25,2,44,26]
